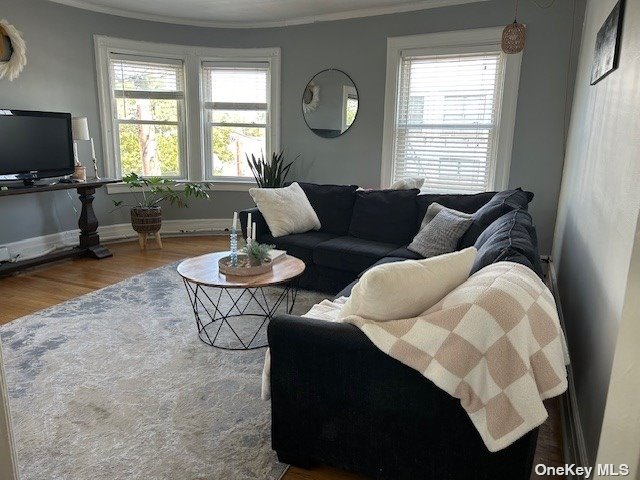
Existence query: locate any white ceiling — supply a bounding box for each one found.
[47,0,486,28]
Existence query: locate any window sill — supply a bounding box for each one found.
[106,180,256,195]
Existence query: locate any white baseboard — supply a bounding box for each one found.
[0,218,231,262]
[547,260,590,477]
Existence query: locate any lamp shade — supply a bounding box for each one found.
[72,116,90,141]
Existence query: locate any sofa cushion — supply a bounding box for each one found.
[298,182,358,235]
[471,209,544,277]
[386,247,424,260]
[348,189,419,244]
[313,236,399,273]
[458,188,534,249]
[261,231,340,265]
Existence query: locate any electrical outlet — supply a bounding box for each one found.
[0,246,10,262]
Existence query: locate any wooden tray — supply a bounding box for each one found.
[218,254,273,276]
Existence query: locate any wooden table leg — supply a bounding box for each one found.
[77,186,113,259]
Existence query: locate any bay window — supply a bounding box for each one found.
[95,36,280,190]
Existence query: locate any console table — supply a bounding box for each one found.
[0,179,118,276]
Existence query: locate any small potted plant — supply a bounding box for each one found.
[246,151,299,188]
[242,241,275,267]
[113,173,211,243]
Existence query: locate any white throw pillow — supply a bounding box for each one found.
[391,177,425,190]
[339,247,477,322]
[249,182,321,237]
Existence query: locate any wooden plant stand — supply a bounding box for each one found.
[138,232,163,250]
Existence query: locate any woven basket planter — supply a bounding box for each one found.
[131,207,162,234]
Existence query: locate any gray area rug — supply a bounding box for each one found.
[0,263,328,480]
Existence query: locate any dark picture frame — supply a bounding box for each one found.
[591,0,625,85]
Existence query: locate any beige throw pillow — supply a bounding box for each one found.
[249,182,321,237]
[339,247,477,322]
[391,177,425,190]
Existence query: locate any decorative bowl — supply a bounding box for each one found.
[218,254,273,276]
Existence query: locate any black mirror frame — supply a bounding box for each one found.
[301,68,359,139]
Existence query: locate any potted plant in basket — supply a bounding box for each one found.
[113,173,211,248]
[246,151,299,188]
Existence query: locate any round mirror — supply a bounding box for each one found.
[302,69,358,138]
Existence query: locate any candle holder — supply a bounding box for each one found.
[86,138,100,180]
[229,227,238,267]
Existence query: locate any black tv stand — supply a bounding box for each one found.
[0,179,119,276]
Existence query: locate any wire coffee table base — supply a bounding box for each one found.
[182,279,298,350]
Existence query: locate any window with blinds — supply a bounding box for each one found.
[392,52,505,193]
[110,54,186,178]
[202,63,270,179]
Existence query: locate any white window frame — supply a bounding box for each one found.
[341,85,358,132]
[94,36,280,193]
[200,60,274,183]
[380,27,522,192]
[109,53,188,180]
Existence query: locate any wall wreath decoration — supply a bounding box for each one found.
[0,19,27,81]
[302,83,320,113]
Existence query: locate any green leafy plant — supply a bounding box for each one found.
[112,172,212,209]
[246,151,299,188]
[242,242,275,264]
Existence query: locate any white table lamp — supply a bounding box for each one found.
[72,117,90,141]
[71,116,100,180]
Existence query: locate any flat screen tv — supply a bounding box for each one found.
[0,109,75,184]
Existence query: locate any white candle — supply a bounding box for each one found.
[73,142,79,165]
[232,212,238,230]
[252,222,257,241]
[90,137,96,159]
[247,212,252,239]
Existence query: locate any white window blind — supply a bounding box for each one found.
[202,63,270,179]
[393,52,504,193]
[109,54,186,178]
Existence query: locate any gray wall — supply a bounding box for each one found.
[0,0,583,252]
[552,0,640,465]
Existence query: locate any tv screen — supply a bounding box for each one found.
[0,110,75,181]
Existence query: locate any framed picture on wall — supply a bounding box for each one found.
[590,0,625,85]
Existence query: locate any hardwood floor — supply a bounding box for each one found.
[0,236,563,479]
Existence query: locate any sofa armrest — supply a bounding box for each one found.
[267,314,538,479]
[239,207,270,240]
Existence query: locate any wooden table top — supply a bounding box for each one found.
[177,251,305,288]
[0,179,118,196]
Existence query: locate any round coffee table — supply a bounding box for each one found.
[177,251,305,350]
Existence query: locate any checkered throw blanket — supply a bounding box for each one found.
[342,262,569,452]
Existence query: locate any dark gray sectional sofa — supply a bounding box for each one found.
[240,183,542,295]
[239,183,545,480]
